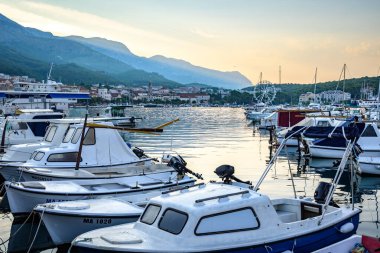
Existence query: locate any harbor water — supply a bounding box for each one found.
[1,107,379,252]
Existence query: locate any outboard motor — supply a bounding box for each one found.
[214,165,252,185]
[314,182,339,207]
[167,155,203,180]
[133,147,146,158]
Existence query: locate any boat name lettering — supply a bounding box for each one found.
[45,199,65,203]
[32,176,52,181]
[82,218,112,224]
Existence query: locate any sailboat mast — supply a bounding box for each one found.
[342,63,346,95]
[279,65,281,84]
[314,67,318,103]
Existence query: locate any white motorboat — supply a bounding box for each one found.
[71,182,360,253]
[308,122,380,159]
[358,156,380,175]
[0,120,71,164]
[276,117,342,147]
[5,169,196,215]
[1,121,150,181]
[34,198,144,245]
[0,109,63,146]
[71,141,361,253]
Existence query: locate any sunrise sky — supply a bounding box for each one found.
[1,0,379,84]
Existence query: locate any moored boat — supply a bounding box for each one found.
[70,182,360,253]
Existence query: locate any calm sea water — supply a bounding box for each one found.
[4,107,380,252]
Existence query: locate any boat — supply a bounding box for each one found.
[71,181,360,253]
[70,139,361,253]
[0,109,64,146]
[1,121,151,181]
[358,156,380,175]
[34,198,144,245]
[306,122,380,159]
[5,161,197,215]
[312,234,380,253]
[277,116,342,147]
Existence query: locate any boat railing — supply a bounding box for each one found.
[162,183,205,195]
[253,126,308,191]
[195,190,250,203]
[318,140,355,225]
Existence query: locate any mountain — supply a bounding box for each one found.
[66,36,252,89]
[0,13,179,86]
[0,13,251,88]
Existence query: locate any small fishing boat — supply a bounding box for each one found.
[1,121,152,181]
[358,156,380,175]
[71,181,360,253]
[71,141,361,253]
[0,109,64,146]
[302,121,370,159]
[5,167,196,215]
[277,117,342,147]
[312,234,380,253]
[34,198,144,245]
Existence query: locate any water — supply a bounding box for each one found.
[2,107,380,252]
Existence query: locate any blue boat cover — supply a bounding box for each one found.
[47,93,90,99]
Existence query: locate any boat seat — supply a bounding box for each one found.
[277,210,297,223]
[21,182,46,189]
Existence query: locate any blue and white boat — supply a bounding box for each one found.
[71,141,361,253]
[71,182,360,253]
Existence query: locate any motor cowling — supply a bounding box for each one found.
[214,165,251,185]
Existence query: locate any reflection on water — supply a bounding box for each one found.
[3,107,380,251]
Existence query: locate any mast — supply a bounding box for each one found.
[313,67,318,103]
[342,63,346,100]
[259,72,262,84]
[279,65,281,84]
[47,63,54,82]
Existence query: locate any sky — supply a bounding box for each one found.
[1,0,380,84]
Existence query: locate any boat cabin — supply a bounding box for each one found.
[24,122,141,168]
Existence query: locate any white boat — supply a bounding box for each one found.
[71,182,361,253]
[277,117,341,147]
[71,140,360,253]
[5,170,195,215]
[246,108,272,121]
[308,122,380,159]
[358,156,380,175]
[0,109,63,146]
[1,121,150,181]
[34,198,144,245]
[312,234,380,253]
[0,119,71,164]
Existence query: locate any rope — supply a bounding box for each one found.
[27,209,44,253]
[0,211,34,246]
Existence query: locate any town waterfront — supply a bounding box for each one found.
[1,107,379,252]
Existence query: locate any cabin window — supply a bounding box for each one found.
[71,127,83,144]
[316,121,331,127]
[33,151,45,161]
[83,128,96,145]
[195,208,259,236]
[140,204,161,225]
[63,127,76,143]
[10,122,28,130]
[44,126,57,142]
[47,152,81,162]
[158,208,188,235]
[361,125,377,137]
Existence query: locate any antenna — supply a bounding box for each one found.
[47,63,54,82]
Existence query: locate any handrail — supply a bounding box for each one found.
[161,183,205,195]
[318,140,354,225]
[195,190,249,203]
[253,126,307,191]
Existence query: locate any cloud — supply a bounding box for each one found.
[344,42,371,56]
[191,28,218,39]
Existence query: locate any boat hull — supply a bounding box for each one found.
[6,180,194,215]
[40,211,139,245]
[70,213,360,253]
